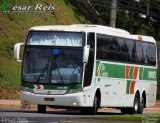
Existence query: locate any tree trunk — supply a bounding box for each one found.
[110,0,117,28]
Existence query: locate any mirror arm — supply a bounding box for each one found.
[14,42,24,62]
[83,45,90,63]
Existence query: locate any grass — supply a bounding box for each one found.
[0,0,90,99]
[0,0,90,43]
[0,56,21,99]
[82,114,160,122]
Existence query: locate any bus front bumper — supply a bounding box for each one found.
[21,90,84,107]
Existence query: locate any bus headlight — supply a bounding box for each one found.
[66,88,82,94]
[21,86,34,93]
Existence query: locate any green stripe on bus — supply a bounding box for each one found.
[143,68,157,81]
[126,80,131,94]
[22,82,34,88]
[96,61,157,81]
[117,65,125,78]
[96,62,99,76]
[106,63,116,78]
[22,82,82,90]
[139,67,143,80]
[129,66,134,79]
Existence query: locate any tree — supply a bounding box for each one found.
[89,0,160,40]
[110,0,117,27]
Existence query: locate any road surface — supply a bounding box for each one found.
[0,108,159,123]
[0,108,129,123]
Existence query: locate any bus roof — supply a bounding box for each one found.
[30,24,156,44]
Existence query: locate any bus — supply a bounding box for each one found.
[14,24,157,114]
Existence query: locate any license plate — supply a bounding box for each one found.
[44,98,54,101]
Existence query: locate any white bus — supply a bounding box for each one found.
[14,24,157,114]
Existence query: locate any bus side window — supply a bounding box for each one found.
[136,41,143,64]
[117,38,129,62]
[148,43,156,66]
[142,42,149,65]
[83,33,95,87]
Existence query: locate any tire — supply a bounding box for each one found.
[138,96,144,114]
[80,95,98,115]
[130,93,141,114]
[89,95,98,115]
[121,93,143,114]
[38,105,46,113]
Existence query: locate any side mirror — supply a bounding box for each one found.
[14,43,24,62]
[83,45,90,63]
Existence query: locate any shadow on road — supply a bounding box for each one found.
[0,108,122,116]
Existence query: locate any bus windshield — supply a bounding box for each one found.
[27,31,84,47]
[23,47,83,84]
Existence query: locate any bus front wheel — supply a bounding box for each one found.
[80,95,98,115]
[90,95,98,115]
[38,105,46,113]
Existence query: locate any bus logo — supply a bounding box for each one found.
[48,91,51,94]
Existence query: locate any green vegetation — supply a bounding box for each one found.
[82,114,160,122]
[0,0,159,99]
[90,0,160,40]
[0,0,90,99]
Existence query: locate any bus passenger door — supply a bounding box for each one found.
[83,33,95,106]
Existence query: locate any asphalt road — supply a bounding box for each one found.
[0,108,159,123]
[0,108,123,123]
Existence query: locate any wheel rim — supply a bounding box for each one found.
[135,100,138,111]
[139,96,144,114]
[134,96,139,113]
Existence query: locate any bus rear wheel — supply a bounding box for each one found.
[130,92,143,114]
[38,105,46,113]
[138,95,144,114]
[121,92,143,114]
[131,93,143,114]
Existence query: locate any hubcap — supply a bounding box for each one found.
[135,101,138,111]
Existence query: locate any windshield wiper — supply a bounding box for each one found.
[24,47,30,56]
[54,55,64,85]
[36,57,50,83]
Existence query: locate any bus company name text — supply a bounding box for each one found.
[1,0,55,13]
[12,4,55,12]
[148,71,156,79]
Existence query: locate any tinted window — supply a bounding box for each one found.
[126,39,136,62]
[84,33,95,87]
[136,42,143,64]
[117,38,130,62]
[97,34,118,60]
[148,44,156,66]
[96,34,156,66]
[142,42,149,65]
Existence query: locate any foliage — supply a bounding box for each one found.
[90,0,160,40]
[0,0,90,99]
